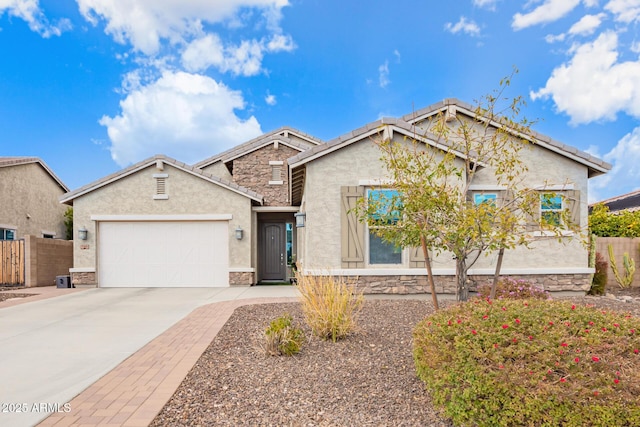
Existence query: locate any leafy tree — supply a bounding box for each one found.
[64,207,73,240]
[589,203,640,237]
[356,71,576,302]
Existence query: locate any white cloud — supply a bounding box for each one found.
[0,0,71,37]
[512,0,581,30]
[605,0,640,23]
[266,33,295,52]
[393,49,401,63]
[444,16,481,37]
[568,13,606,35]
[77,0,290,55]
[545,33,567,43]
[100,71,262,166]
[589,126,640,202]
[378,61,390,88]
[265,92,276,105]
[531,31,640,124]
[473,0,500,10]
[182,36,264,76]
[181,34,225,73]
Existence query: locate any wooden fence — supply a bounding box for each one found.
[0,239,25,286]
[595,237,640,288]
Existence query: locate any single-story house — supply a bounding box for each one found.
[0,157,70,240]
[61,100,611,293]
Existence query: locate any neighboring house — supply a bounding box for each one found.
[0,157,70,240]
[61,99,611,293]
[591,189,640,213]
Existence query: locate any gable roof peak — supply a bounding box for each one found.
[0,156,69,192]
[60,154,263,205]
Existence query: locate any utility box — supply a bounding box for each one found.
[56,275,71,288]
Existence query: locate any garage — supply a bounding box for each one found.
[98,220,229,287]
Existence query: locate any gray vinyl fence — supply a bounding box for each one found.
[595,237,640,289]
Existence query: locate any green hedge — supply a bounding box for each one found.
[414,299,640,426]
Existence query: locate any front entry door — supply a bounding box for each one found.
[261,222,286,281]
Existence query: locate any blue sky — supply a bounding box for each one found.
[0,0,639,202]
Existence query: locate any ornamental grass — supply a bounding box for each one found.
[295,272,364,342]
[414,298,640,427]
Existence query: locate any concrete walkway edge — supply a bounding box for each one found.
[37,297,298,427]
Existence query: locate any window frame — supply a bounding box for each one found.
[540,192,564,227]
[365,188,404,267]
[0,228,16,240]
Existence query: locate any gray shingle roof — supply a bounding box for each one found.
[193,126,323,169]
[402,98,611,176]
[60,154,264,204]
[288,99,611,178]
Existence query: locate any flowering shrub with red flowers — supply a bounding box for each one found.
[413,298,640,426]
[476,277,550,300]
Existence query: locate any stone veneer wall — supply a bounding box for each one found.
[333,273,592,295]
[229,272,254,286]
[232,143,300,206]
[71,271,96,286]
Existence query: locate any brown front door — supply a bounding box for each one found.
[260,222,286,281]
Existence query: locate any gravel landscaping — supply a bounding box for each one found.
[151,288,640,427]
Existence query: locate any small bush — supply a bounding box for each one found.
[263,314,305,356]
[414,299,640,426]
[588,252,608,296]
[295,272,364,341]
[477,277,550,300]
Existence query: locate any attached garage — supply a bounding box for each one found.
[61,156,263,288]
[97,218,230,287]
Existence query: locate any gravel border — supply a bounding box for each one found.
[152,294,640,427]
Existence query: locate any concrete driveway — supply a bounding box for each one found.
[0,286,298,427]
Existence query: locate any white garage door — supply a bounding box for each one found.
[98,221,229,287]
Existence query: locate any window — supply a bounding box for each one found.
[474,193,497,206]
[540,193,563,226]
[367,189,402,265]
[0,228,15,240]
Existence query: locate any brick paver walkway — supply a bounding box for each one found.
[37,297,296,427]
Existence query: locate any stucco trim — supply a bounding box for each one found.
[304,267,595,276]
[252,206,300,212]
[69,267,96,273]
[468,185,508,191]
[358,179,395,186]
[91,214,233,221]
[0,223,18,230]
[229,267,255,272]
[533,183,575,191]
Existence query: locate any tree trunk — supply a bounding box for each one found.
[456,257,469,301]
[490,247,505,300]
[420,235,439,310]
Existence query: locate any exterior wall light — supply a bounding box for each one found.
[235,226,243,240]
[78,226,88,241]
[294,212,306,228]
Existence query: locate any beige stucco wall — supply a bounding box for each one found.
[301,127,590,273]
[72,163,253,271]
[201,161,233,180]
[0,163,68,239]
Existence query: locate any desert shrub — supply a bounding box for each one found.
[588,252,608,296]
[477,277,550,300]
[295,272,364,341]
[263,314,305,356]
[414,298,640,427]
